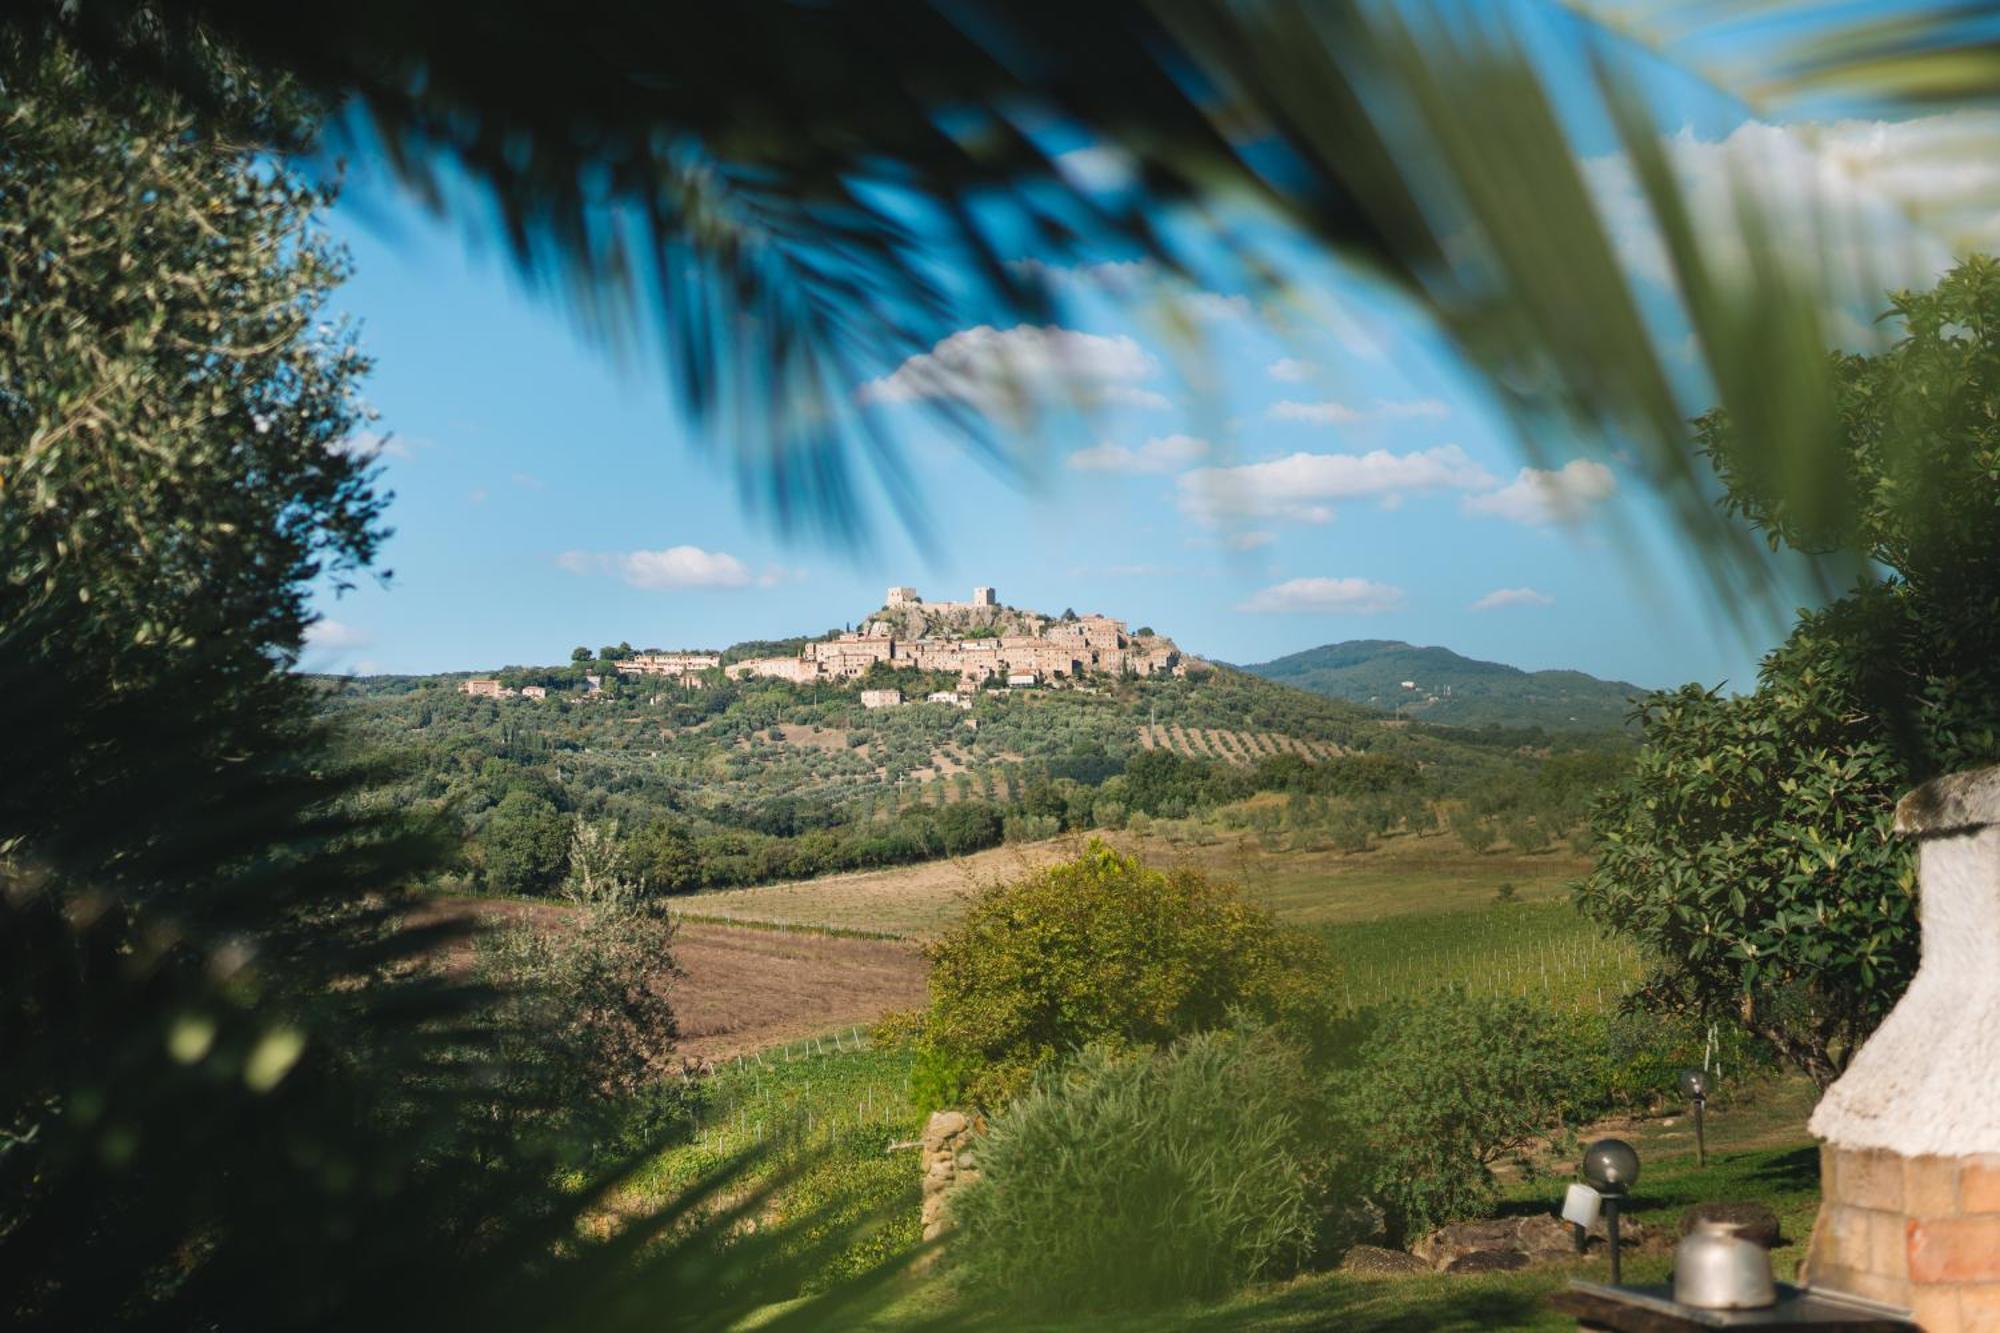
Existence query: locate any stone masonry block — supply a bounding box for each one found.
[1811,1263,1911,1309]
[1815,1204,1876,1275]
[1868,1208,1909,1280]
[1910,1217,2000,1284]
[1840,1147,1907,1213]
[1909,1286,1963,1333]
[925,1110,967,1139]
[1963,1158,2000,1214]
[1907,1155,1963,1219]
[1962,1285,2000,1333]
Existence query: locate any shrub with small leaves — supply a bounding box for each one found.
[1328,989,1594,1241]
[952,1029,1316,1314]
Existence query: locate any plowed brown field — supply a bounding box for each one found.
[409,898,926,1059]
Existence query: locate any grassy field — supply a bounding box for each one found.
[678,824,1591,940]
[627,824,1819,1332]
[628,1041,923,1193]
[1320,901,1643,1010]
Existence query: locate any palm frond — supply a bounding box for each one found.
[14,1,2000,584]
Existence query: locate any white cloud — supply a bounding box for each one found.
[1067,433,1212,474]
[1462,459,1616,526]
[1236,577,1404,615]
[859,324,1169,415]
[1226,530,1276,551]
[1179,445,1495,525]
[1011,258,1253,326]
[304,618,372,651]
[331,430,414,462]
[1266,357,1316,383]
[1268,397,1450,425]
[511,472,545,491]
[1470,586,1556,611]
[467,487,489,506]
[1584,113,2000,307]
[557,545,755,589]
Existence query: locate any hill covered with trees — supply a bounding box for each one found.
[316,651,1626,902]
[1237,640,1643,733]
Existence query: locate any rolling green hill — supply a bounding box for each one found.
[312,642,1627,904]
[1238,639,1643,732]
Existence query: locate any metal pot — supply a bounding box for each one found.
[1674,1219,1778,1310]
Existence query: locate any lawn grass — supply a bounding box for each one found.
[624,1040,922,1205]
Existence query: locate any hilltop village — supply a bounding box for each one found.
[723,585,1184,692]
[457,585,1188,703]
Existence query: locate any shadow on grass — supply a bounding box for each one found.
[1750,1146,1818,1193]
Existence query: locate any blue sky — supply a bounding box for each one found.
[301,32,1987,689]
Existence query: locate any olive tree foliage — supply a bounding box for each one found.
[480,835,684,1105]
[1578,258,2000,1088]
[1,37,900,1329]
[0,36,382,678]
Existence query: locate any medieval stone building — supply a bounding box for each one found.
[727,585,1182,691]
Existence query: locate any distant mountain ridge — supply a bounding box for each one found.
[1237,639,1643,732]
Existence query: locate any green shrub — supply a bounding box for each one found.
[913,841,1339,1106]
[953,1030,1315,1314]
[1329,990,1593,1241]
[1328,807,1372,852]
[1449,807,1497,853]
[477,789,573,895]
[1501,811,1551,853]
[1000,811,1059,843]
[477,879,682,1105]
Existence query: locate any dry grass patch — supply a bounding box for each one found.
[679,829,1589,939]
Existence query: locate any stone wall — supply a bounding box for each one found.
[920,1109,981,1244]
[1805,1146,2000,1324]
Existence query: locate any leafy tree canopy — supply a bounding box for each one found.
[911,841,1339,1106]
[0,33,381,685]
[1579,258,2000,1086]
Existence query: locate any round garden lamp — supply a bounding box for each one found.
[1680,1068,1711,1167]
[1582,1138,1640,1284]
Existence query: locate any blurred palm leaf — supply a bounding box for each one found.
[13,2,2000,574]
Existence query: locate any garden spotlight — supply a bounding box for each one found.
[1581,1138,1639,1284]
[1680,1068,1711,1167]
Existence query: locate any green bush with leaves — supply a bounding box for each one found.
[1327,989,1594,1241]
[1578,666,1917,1088]
[911,841,1340,1106]
[952,1030,1316,1315]
[1450,806,1497,852]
